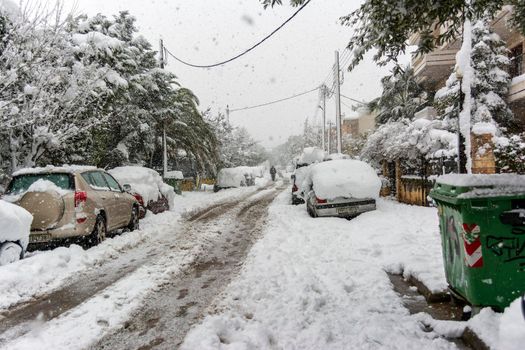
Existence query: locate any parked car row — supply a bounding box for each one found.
[0,165,176,265]
[291,148,381,219]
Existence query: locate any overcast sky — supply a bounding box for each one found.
[62,0,410,149]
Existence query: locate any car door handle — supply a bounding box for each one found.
[101,196,107,200]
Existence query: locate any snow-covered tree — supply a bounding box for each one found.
[206,111,267,169]
[367,66,427,125]
[495,133,525,173]
[0,5,110,172]
[435,19,513,141]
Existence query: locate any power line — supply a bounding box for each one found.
[230,87,319,113]
[341,93,367,105]
[163,0,312,69]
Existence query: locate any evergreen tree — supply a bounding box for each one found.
[434,19,513,135]
[367,66,427,125]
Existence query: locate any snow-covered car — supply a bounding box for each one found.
[2,166,140,247]
[214,166,265,192]
[108,166,175,216]
[304,159,381,218]
[0,200,32,265]
[291,164,310,205]
[291,147,326,205]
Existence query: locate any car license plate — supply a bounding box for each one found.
[29,233,52,243]
[337,204,374,215]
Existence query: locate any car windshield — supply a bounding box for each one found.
[6,173,73,195]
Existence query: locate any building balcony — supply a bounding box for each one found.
[412,49,458,91]
[509,74,525,103]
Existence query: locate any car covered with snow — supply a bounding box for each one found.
[0,200,32,265]
[304,159,381,218]
[214,166,265,192]
[108,166,175,216]
[2,165,140,247]
[291,147,326,205]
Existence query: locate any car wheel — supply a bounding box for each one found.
[307,204,315,218]
[87,215,107,247]
[0,242,23,266]
[127,206,140,232]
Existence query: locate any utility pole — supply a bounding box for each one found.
[327,121,332,154]
[226,105,230,124]
[334,51,342,154]
[159,38,168,177]
[321,85,326,152]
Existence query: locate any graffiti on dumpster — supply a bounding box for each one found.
[445,216,461,266]
[486,236,525,263]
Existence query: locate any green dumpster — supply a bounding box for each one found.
[430,174,525,311]
[164,170,184,195]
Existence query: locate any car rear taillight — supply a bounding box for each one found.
[133,193,144,207]
[74,191,87,207]
[316,197,327,204]
[292,184,298,192]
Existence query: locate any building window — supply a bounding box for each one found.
[509,44,523,79]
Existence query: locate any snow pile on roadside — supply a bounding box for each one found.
[0,200,32,249]
[305,159,381,200]
[181,194,451,349]
[462,298,525,350]
[108,166,175,207]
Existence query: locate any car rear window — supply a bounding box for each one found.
[7,173,73,195]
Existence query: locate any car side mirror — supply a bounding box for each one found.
[123,184,132,192]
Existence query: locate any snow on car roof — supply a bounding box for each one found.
[436,174,525,188]
[108,166,175,206]
[12,165,97,176]
[306,159,381,200]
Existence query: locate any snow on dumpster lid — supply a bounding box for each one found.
[164,170,184,180]
[12,165,97,176]
[436,174,525,188]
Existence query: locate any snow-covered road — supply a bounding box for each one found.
[1,185,524,350]
[0,186,272,349]
[181,191,524,350]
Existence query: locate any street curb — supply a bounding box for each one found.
[407,275,450,303]
[462,327,490,350]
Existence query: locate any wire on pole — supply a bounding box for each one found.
[229,86,319,113]
[163,0,312,69]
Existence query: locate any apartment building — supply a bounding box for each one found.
[410,5,525,126]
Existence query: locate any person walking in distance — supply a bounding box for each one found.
[270,166,277,181]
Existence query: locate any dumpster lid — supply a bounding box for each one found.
[164,170,184,180]
[436,174,525,187]
[433,174,525,199]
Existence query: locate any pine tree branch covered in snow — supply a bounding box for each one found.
[0,4,218,175]
[367,66,427,125]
